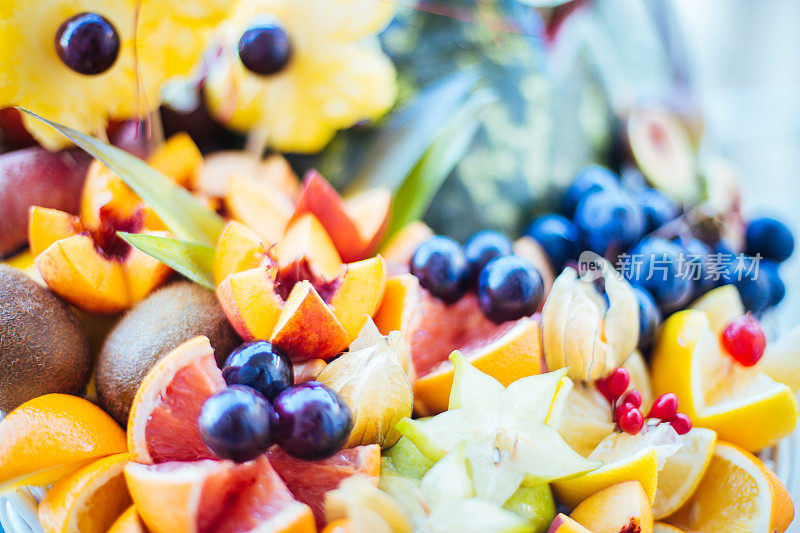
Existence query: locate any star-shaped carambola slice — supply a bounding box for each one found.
[397,352,599,506]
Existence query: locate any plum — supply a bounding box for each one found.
[0,147,89,256]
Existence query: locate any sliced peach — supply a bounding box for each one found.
[374,274,423,340]
[214,221,268,286]
[329,256,387,342]
[35,234,129,314]
[125,235,173,304]
[270,281,349,361]
[292,171,391,262]
[146,132,203,187]
[80,161,141,230]
[274,214,341,281]
[224,174,293,244]
[217,267,284,341]
[29,206,80,256]
[380,221,434,266]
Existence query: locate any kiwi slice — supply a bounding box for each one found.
[0,265,92,412]
[95,282,240,425]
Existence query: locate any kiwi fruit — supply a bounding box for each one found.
[96,281,240,425]
[0,265,92,412]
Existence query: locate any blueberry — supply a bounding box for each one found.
[575,189,645,257]
[745,217,794,263]
[223,341,293,401]
[624,237,694,314]
[56,13,120,75]
[463,230,513,285]
[632,286,661,350]
[761,260,786,307]
[199,385,275,463]
[638,188,679,234]
[674,236,716,298]
[273,382,352,460]
[238,24,292,76]
[722,255,772,314]
[563,165,621,217]
[410,236,469,303]
[525,214,580,272]
[563,165,620,217]
[477,256,544,323]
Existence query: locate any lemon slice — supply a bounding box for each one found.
[760,323,800,393]
[689,284,744,334]
[667,441,793,532]
[652,310,798,451]
[652,428,716,519]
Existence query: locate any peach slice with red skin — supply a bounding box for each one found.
[214,216,387,361]
[291,170,391,263]
[29,206,171,314]
[224,173,294,244]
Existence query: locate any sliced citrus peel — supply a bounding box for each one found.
[317,319,413,448]
[542,255,639,382]
[397,352,599,506]
[652,310,798,451]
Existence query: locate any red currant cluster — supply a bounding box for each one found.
[595,368,692,436]
[721,315,766,367]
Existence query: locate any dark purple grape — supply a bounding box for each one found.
[478,255,544,323]
[199,385,276,463]
[746,217,794,263]
[410,236,469,303]
[273,382,352,460]
[238,24,292,76]
[575,189,645,257]
[625,237,694,314]
[638,188,679,234]
[55,13,120,75]
[524,214,580,272]
[632,286,661,350]
[223,341,293,401]
[761,260,786,307]
[463,230,513,285]
[562,165,620,217]
[722,255,772,314]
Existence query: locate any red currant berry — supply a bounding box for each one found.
[618,406,644,435]
[668,413,692,435]
[721,316,767,367]
[597,368,630,402]
[620,389,642,409]
[615,402,633,424]
[647,393,679,420]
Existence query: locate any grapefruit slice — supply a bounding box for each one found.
[378,280,542,415]
[124,456,315,533]
[127,336,226,464]
[266,444,381,527]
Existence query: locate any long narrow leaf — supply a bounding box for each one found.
[119,232,216,290]
[20,109,225,246]
[383,91,494,242]
[346,70,480,195]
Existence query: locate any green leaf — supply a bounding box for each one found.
[383,91,493,242]
[19,109,225,246]
[346,70,480,195]
[119,232,216,290]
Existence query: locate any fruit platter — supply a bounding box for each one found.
[1,2,800,533]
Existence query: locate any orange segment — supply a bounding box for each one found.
[127,336,225,464]
[217,267,285,341]
[28,206,80,256]
[270,281,349,361]
[213,221,267,286]
[125,457,316,533]
[329,256,387,342]
[108,506,148,533]
[39,453,131,533]
[275,213,342,280]
[0,394,126,491]
[667,441,794,533]
[225,174,293,244]
[146,132,203,187]
[414,315,543,416]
